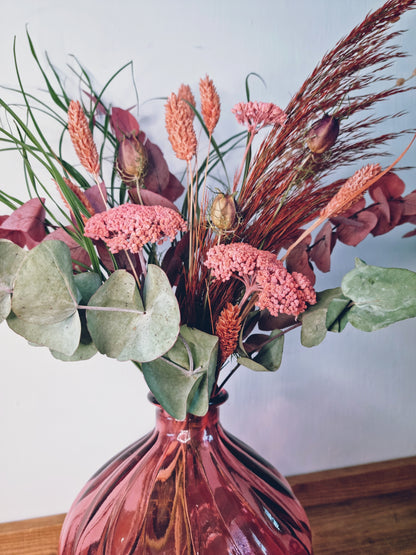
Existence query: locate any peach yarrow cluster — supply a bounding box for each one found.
[232,101,287,133]
[205,243,316,317]
[84,204,187,254]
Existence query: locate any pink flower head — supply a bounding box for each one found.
[204,243,275,283]
[84,204,187,254]
[256,267,316,317]
[205,242,315,317]
[232,101,287,133]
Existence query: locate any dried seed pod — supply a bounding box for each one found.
[210,193,237,232]
[117,136,148,185]
[306,114,339,154]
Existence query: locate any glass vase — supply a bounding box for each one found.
[59,391,313,554]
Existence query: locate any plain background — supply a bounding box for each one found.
[0,0,415,522]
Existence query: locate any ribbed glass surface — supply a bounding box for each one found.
[59,392,312,554]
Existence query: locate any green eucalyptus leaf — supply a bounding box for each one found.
[342,264,416,331]
[74,272,102,304]
[7,310,80,355]
[300,288,350,347]
[141,325,218,420]
[253,329,284,371]
[11,240,79,324]
[237,355,270,372]
[326,296,351,332]
[0,240,26,322]
[87,265,180,363]
[51,341,97,361]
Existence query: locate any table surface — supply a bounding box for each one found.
[0,455,415,554]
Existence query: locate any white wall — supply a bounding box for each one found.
[0,0,415,522]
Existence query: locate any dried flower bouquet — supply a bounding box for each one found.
[0,0,415,419]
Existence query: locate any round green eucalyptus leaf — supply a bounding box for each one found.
[74,272,102,304]
[142,356,206,420]
[342,264,416,331]
[12,240,79,324]
[237,355,271,372]
[87,265,180,363]
[0,240,26,322]
[142,325,218,419]
[301,288,350,347]
[51,340,97,361]
[253,329,284,371]
[7,310,81,355]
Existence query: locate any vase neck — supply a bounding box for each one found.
[151,390,228,443]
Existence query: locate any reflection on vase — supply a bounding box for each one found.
[59,391,313,554]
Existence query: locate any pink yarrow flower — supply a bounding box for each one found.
[84,204,187,254]
[232,101,287,133]
[205,243,316,317]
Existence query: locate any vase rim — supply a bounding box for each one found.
[147,388,229,412]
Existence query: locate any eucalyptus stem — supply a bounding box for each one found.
[216,362,240,392]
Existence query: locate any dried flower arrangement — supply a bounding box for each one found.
[0,0,415,420]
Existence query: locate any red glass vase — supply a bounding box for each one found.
[59,391,313,554]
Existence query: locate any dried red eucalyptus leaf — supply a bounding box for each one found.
[309,221,335,272]
[0,198,46,248]
[370,171,406,201]
[243,333,271,354]
[368,172,406,236]
[110,107,140,140]
[332,211,378,246]
[258,311,296,331]
[94,241,143,276]
[128,188,178,211]
[369,200,404,236]
[142,139,184,202]
[284,233,316,285]
[398,190,416,236]
[83,92,107,116]
[161,233,189,286]
[84,182,108,214]
[402,190,416,218]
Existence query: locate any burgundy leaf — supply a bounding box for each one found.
[284,234,316,285]
[110,107,140,141]
[96,241,116,272]
[332,210,378,246]
[368,199,404,236]
[0,198,46,248]
[82,91,107,116]
[0,228,26,248]
[243,333,271,354]
[362,173,408,237]
[402,190,416,217]
[309,221,335,272]
[161,245,184,286]
[161,234,189,286]
[336,198,366,217]
[369,171,406,201]
[403,228,416,238]
[128,188,179,211]
[163,172,186,203]
[84,182,107,213]
[142,139,184,202]
[95,241,143,277]
[258,311,296,331]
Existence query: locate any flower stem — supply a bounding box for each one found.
[232,131,256,194]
